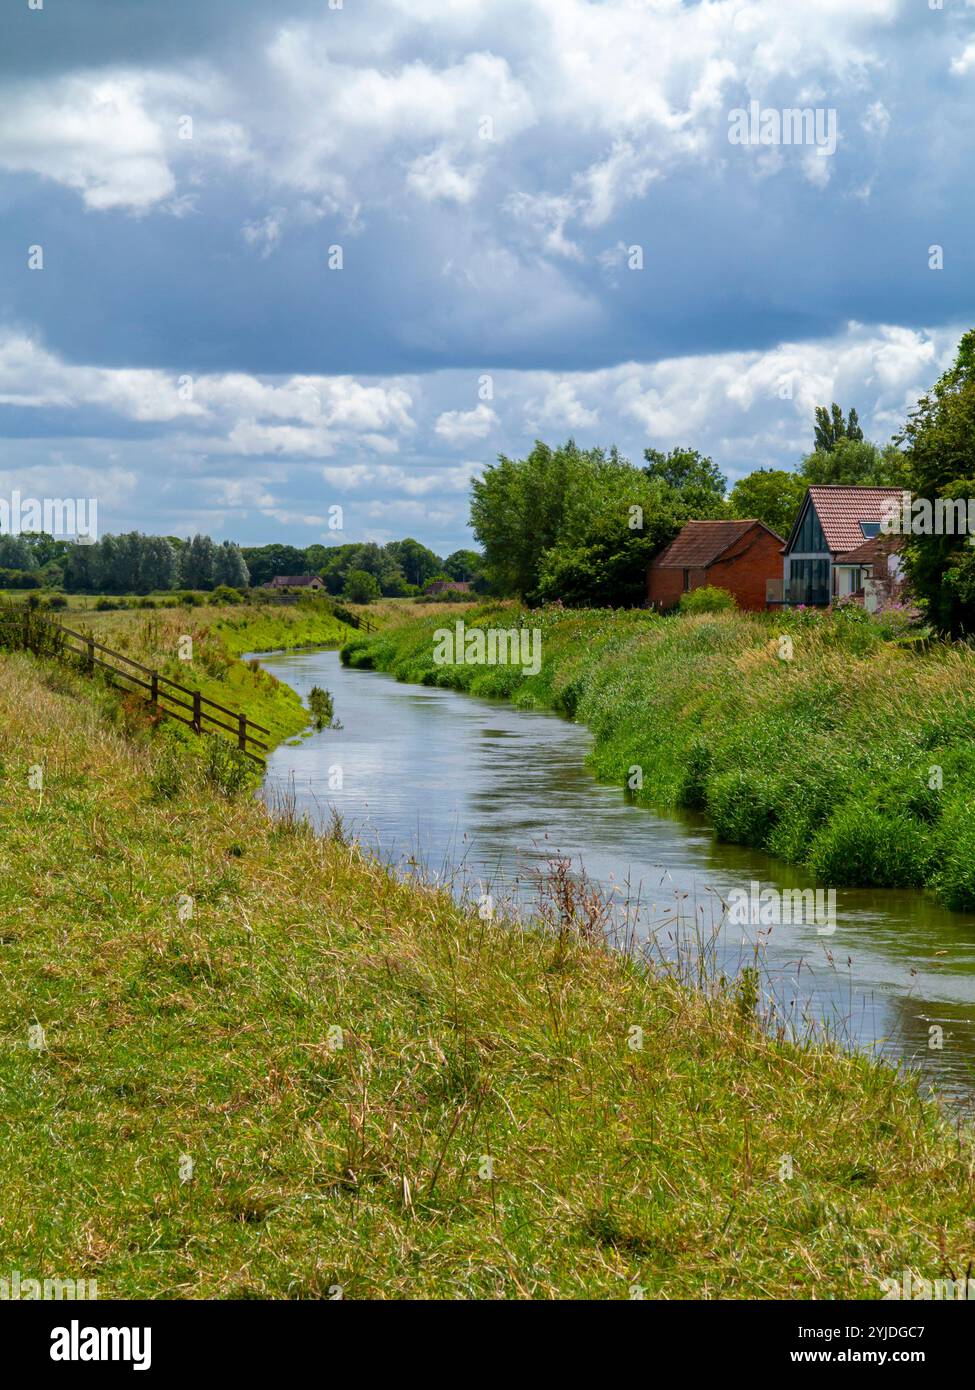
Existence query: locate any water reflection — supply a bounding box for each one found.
[254,648,975,1108]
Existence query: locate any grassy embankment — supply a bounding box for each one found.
[343,603,975,910]
[76,598,356,749]
[0,604,973,1297]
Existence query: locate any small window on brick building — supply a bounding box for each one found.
[682,569,690,592]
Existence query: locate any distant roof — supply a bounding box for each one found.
[268,574,322,586]
[652,519,780,569]
[801,486,903,554]
[835,532,903,565]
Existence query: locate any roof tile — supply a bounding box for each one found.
[652,519,768,569]
[807,486,903,553]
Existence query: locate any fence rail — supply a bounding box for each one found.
[50,620,270,765]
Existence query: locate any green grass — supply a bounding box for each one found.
[0,610,973,1298]
[344,602,975,909]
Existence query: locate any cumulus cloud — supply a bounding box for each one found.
[0,74,175,211]
[434,403,499,443]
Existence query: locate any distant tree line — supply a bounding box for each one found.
[240,538,487,598]
[0,529,489,601]
[0,531,249,593]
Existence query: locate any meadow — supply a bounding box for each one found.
[343,602,975,909]
[0,601,973,1297]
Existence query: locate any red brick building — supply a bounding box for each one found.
[647,519,785,612]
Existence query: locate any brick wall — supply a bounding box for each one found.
[647,565,707,609]
[646,525,783,611]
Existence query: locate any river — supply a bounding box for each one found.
[253,646,975,1109]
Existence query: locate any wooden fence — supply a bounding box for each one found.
[57,624,270,765]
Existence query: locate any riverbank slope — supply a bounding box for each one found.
[0,613,972,1297]
[342,603,975,909]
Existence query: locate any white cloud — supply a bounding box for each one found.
[0,75,175,212]
[951,43,975,76]
[434,403,499,443]
[524,379,599,431]
[406,147,482,204]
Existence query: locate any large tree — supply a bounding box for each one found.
[472,438,686,605]
[642,446,727,515]
[814,402,864,453]
[728,468,807,537]
[800,437,906,487]
[898,329,975,635]
[385,538,442,589]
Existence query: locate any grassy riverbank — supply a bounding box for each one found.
[76,598,355,748]
[342,603,975,910]
[0,629,974,1298]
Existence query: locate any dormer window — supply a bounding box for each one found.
[859,521,881,538]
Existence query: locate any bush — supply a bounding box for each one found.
[179,591,202,607]
[307,686,334,730]
[678,586,737,615]
[931,799,975,909]
[210,585,244,605]
[342,569,381,605]
[95,597,119,611]
[43,594,68,610]
[706,768,781,846]
[198,736,255,797]
[807,804,931,888]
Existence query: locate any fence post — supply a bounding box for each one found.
[192,690,202,734]
[86,637,95,675]
[23,610,31,654]
[238,712,247,752]
[150,671,158,708]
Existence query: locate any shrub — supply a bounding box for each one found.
[307,686,334,730]
[95,597,119,611]
[706,768,781,847]
[678,586,737,615]
[198,735,255,797]
[179,591,202,607]
[342,569,381,605]
[807,804,932,888]
[931,798,975,909]
[43,594,68,610]
[210,585,244,605]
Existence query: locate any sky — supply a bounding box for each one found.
[1,0,974,556]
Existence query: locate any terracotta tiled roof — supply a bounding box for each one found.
[807,486,903,554]
[652,519,773,569]
[834,532,903,565]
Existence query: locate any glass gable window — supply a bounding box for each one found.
[859,521,880,538]
[791,500,828,554]
[789,558,830,604]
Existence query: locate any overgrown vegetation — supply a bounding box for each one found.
[0,621,973,1297]
[345,602,975,909]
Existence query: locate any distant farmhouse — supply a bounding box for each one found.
[263,574,325,590]
[647,519,784,612]
[647,487,907,613]
[774,486,905,611]
[424,579,471,596]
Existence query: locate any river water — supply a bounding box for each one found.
[254,647,975,1108]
